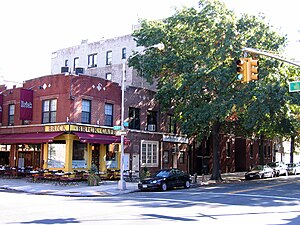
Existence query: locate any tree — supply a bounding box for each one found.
[129,0,288,181]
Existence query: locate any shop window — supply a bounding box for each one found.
[163,150,169,164]
[81,99,91,124]
[179,152,184,164]
[147,110,157,131]
[106,51,112,65]
[88,53,97,68]
[8,104,15,126]
[268,146,271,158]
[129,107,140,130]
[72,141,87,168]
[104,103,113,126]
[226,141,231,157]
[141,140,158,167]
[106,144,118,169]
[48,141,66,168]
[42,99,57,123]
[205,139,210,156]
[250,143,254,158]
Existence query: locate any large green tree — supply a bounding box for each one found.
[129,0,290,181]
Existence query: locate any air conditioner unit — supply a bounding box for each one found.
[61,66,69,73]
[148,124,156,131]
[75,67,84,75]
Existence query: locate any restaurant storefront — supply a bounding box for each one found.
[0,123,126,175]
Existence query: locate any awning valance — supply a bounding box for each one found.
[0,132,64,144]
[73,132,129,144]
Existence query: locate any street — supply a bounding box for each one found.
[0,175,299,225]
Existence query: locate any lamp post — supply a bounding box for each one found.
[118,43,164,190]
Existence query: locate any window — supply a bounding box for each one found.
[264,145,267,158]
[72,141,87,168]
[48,142,66,168]
[226,141,231,157]
[167,114,176,134]
[163,150,169,163]
[122,48,126,59]
[106,144,118,168]
[8,104,15,126]
[88,53,97,68]
[141,140,159,167]
[205,139,210,156]
[64,59,68,67]
[268,146,271,158]
[73,57,79,70]
[147,110,157,131]
[106,73,112,80]
[179,152,184,164]
[42,99,57,123]
[250,143,254,158]
[104,103,113,126]
[106,51,112,65]
[81,99,91,124]
[129,107,140,130]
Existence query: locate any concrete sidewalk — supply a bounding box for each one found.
[0,172,246,197]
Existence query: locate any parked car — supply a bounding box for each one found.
[286,163,300,175]
[267,161,288,176]
[138,168,191,191]
[245,165,274,180]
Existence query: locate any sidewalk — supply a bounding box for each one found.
[0,172,246,197]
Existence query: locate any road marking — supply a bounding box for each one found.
[228,180,299,194]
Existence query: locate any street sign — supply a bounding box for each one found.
[289,81,300,92]
[115,130,127,136]
[113,126,121,130]
[123,122,129,127]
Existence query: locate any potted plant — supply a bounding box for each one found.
[87,164,101,186]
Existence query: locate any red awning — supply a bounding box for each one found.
[0,132,64,144]
[73,132,129,144]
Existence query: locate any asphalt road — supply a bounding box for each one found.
[1,175,299,225]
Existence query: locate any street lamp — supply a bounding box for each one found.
[118,43,164,190]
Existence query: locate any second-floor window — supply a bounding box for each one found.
[106,51,112,65]
[42,99,57,123]
[104,103,113,126]
[81,99,91,124]
[8,104,15,126]
[88,54,97,68]
[147,110,157,131]
[167,114,176,134]
[129,107,140,130]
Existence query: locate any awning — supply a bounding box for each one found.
[73,132,129,144]
[0,132,64,144]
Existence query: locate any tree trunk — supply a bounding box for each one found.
[210,121,222,182]
[290,135,295,163]
[259,134,264,165]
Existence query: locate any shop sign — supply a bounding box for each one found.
[163,134,189,144]
[45,124,114,135]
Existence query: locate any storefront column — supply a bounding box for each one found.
[9,145,17,168]
[43,143,48,170]
[87,143,92,170]
[99,144,106,173]
[64,134,73,172]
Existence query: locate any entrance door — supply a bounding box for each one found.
[91,144,100,172]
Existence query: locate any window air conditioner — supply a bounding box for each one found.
[148,124,156,131]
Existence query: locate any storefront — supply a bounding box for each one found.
[0,123,127,175]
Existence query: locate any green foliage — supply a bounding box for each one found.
[129,0,299,175]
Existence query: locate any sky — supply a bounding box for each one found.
[0,0,299,87]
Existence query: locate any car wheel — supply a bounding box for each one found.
[184,180,190,189]
[161,182,168,191]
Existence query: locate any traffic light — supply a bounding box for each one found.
[247,58,259,81]
[236,58,248,82]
